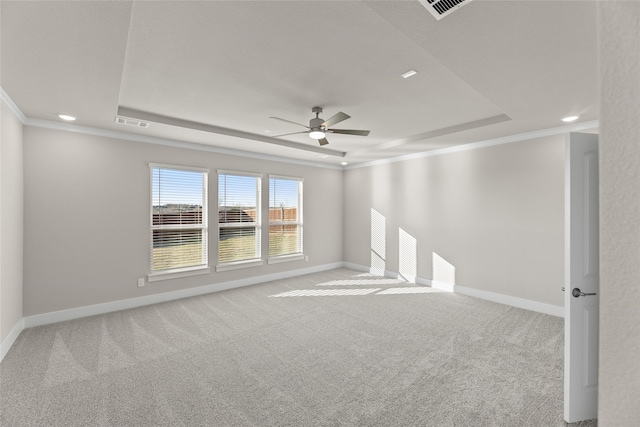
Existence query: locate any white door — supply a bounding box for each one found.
[564,132,599,423]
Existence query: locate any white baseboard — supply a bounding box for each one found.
[24,262,344,328]
[431,280,455,292]
[415,276,433,287]
[342,262,369,273]
[1,318,25,363]
[339,262,563,317]
[18,261,563,335]
[454,285,564,317]
[342,263,411,282]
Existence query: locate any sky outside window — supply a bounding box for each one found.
[270,178,299,208]
[218,174,258,207]
[152,168,204,207]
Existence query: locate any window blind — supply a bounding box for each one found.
[269,176,303,257]
[218,172,261,264]
[150,165,208,272]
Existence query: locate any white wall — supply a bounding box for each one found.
[344,134,565,309]
[0,103,24,348]
[23,126,343,316]
[598,2,640,425]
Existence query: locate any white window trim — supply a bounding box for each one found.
[215,259,264,272]
[267,254,306,264]
[269,173,305,182]
[217,169,263,178]
[217,170,263,266]
[268,175,304,260]
[151,163,209,174]
[148,266,211,282]
[149,163,209,278]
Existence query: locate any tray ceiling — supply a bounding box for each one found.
[1,1,598,166]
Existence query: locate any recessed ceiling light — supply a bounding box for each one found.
[341,162,348,166]
[57,114,76,121]
[401,69,418,79]
[562,115,580,122]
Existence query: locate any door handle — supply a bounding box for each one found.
[571,287,597,298]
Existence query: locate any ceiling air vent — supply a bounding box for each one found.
[418,0,473,20]
[115,116,149,128]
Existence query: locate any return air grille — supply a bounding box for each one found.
[418,0,473,20]
[115,116,150,128]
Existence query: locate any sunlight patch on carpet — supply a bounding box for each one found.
[316,279,405,286]
[269,288,382,297]
[376,287,444,295]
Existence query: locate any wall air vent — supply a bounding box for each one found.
[114,116,150,128]
[418,0,473,20]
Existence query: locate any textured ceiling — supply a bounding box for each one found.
[1,1,599,166]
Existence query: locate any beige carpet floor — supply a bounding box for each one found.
[1,268,597,426]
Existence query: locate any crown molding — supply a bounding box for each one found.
[345,120,599,170]
[23,117,344,170]
[0,85,342,169]
[348,114,512,157]
[3,86,599,172]
[117,106,345,158]
[0,87,27,123]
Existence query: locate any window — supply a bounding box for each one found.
[218,171,262,266]
[269,176,303,259]
[150,164,208,275]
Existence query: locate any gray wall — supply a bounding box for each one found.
[23,126,343,316]
[1,103,24,343]
[598,2,640,425]
[344,134,565,307]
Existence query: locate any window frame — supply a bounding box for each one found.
[268,174,304,264]
[216,170,264,271]
[148,163,210,282]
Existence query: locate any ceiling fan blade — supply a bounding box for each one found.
[272,131,309,138]
[328,129,370,136]
[269,117,309,129]
[318,138,329,146]
[322,111,350,128]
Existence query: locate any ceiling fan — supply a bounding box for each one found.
[270,107,370,146]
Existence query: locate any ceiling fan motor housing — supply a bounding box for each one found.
[310,117,325,130]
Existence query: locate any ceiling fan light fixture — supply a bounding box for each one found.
[309,129,325,139]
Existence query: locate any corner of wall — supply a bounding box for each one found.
[0,90,26,358]
[0,318,24,362]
